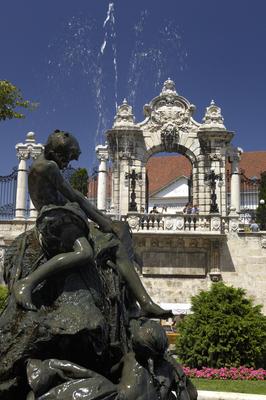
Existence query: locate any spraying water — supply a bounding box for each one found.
[127,13,187,110]
[45,3,187,165]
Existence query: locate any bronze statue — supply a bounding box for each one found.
[25,320,194,400]
[14,130,171,319]
[0,130,196,400]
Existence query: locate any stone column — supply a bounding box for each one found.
[230,148,242,213]
[29,199,38,219]
[15,132,44,220]
[96,144,109,211]
[15,152,28,219]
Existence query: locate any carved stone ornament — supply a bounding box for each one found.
[16,132,44,161]
[108,133,135,160]
[164,217,174,230]
[127,215,139,230]
[161,123,179,150]
[113,99,135,128]
[96,144,109,162]
[201,100,226,130]
[210,153,221,161]
[16,149,30,161]
[209,270,222,282]
[176,217,184,230]
[211,217,221,231]
[229,219,239,232]
[160,78,178,95]
[261,236,266,249]
[142,79,196,133]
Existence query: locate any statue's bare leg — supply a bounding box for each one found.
[115,244,173,319]
[13,237,93,311]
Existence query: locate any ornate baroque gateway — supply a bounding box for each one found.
[105,79,240,216]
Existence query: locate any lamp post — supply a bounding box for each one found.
[259,199,266,230]
[204,170,223,213]
[125,169,142,212]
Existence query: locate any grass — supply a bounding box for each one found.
[191,378,266,395]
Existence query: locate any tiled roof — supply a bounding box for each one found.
[146,155,191,195]
[147,151,266,195]
[239,151,266,179]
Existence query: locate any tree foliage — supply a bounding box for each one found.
[256,172,266,229]
[70,168,89,196]
[176,283,266,369]
[0,80,37,121]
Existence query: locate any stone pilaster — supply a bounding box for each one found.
[106,98,144,215]
[198,100,234,216]
[209,239,222,282]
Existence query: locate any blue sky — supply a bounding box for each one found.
[1,0,266,174]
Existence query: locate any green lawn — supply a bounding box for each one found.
[191,378,266,395]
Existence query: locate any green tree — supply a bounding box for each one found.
[256,172,266,230]
[176,283,266,368]
[70,168,89,196]
[0,80,37,121]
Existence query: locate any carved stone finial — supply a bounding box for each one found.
[160,78,177,95]
[26,131,36,143]
[201,100,226,130]
[113,99,135,128]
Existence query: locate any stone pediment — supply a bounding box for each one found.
[138,79,200,135]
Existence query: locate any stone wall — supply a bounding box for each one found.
[221,233,266,313]
[133,231,266,314]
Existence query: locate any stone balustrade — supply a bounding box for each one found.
[112,212,240,234]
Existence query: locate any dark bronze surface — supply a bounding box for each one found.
[0,130,197,399]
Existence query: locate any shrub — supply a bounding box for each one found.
[0,285,8,313]
[176,283,266,369]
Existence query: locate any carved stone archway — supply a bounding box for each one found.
[106,79,235,216]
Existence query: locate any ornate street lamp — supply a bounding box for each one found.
[125,169,142,212]
[204,170,223,213]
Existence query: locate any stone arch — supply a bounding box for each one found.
[144,142,201,212]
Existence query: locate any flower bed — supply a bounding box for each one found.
[183,366,266,380]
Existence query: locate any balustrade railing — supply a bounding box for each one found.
[112,212,233,234]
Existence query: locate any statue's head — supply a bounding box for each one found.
[44,130,81,169]
[130,319,168,360]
